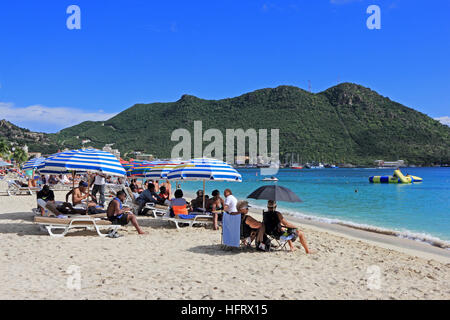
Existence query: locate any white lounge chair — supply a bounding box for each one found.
[34,216,119,238]
[7,180,38,196]
[144,203,169,218]
[159,213,214,229]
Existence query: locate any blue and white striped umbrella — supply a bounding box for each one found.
[37,149,126,176]
[136,160,184,179]
[167,158,242,182]
[22,157,46,170]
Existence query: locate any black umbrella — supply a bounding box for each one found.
[247,185,302,202]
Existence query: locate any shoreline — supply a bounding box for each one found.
[252,210,450,264]
[180,190,450,264]
[181,188,450,261]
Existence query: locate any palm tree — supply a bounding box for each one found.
[0,139,10,159]
[13,148,28,166]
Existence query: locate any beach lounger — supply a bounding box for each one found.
[34,216,119,238]
[144,203,169,218]
[49,182,72,191]
[7,180,38,196]
[159,213,214,229]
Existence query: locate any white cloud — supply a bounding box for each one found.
[435,116,450,126]
[0,102,117,133]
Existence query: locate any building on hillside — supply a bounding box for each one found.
[28,152,42,159]
[129,151,155,161]
[103,144,121,159]
[374,160,405,167]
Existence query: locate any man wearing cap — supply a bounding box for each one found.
[262,200,313,254]
[236,200,266,246]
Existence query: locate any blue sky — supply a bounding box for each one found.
[0,0,449,132]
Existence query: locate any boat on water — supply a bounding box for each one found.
[369,169,423,184]
[262,176,279,182]
[290,163,303,169]
[305,162,324,169]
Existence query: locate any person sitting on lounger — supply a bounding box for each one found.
[136,182,164,215]
[48,175,58,185]
[160,180,172,198]
[36,185,61,217]
[36,185,83,218]
[260,200,313,253]
[130,184,140,200]
[130,179,139,191]
[169,189,192,217]
[158,186,170,204]
[66,181,92,208]
[206,189,225,230]
[107,191,146,235]
[191,190,208,212]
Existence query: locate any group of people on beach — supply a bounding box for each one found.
[35,173,313,253]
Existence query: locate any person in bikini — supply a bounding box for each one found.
[206,189,225,230]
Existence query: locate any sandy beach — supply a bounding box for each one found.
[0,184,449,300]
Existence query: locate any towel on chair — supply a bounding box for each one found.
[222,212,241,248]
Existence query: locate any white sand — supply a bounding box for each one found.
[0,186,449,300]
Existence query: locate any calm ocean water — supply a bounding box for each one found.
[178,167,450,246]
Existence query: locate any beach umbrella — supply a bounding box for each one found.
[247,185,302,203]
[127,161,161,177]
[0,160,13,167]
[22,157,46,170]
[132,160,184,179]
[167,158,242,209]
[37,148,126,177]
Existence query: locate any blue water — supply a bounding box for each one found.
[177,168,450,245]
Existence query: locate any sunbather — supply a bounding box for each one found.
[136,182,164,215]
[160,180,172,198]
[158,186,170,204]
[261,200,313,253]
[169,189,192,217]
[130,184,140,199]
[236,201,266,246]
[66,181,93,208]
[107,191,146,235]
[191,190,207,211]
[36,185,61,217]
[207,189,225,230]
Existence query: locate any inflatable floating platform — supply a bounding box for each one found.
[369,169,423,184]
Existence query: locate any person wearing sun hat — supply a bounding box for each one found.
[236,200,266,246]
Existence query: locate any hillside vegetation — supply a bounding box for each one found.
[4,83,449,165]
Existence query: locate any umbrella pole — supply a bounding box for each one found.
[202,180,206,210]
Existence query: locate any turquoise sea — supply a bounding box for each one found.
[178,167,450,246]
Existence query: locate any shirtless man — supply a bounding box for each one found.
[107,191,146,235]
[66,181,92,207]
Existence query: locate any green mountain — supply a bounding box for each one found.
[12,83,450,165]
[0,119,58,155]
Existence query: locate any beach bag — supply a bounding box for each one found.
[280,228,298,242]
